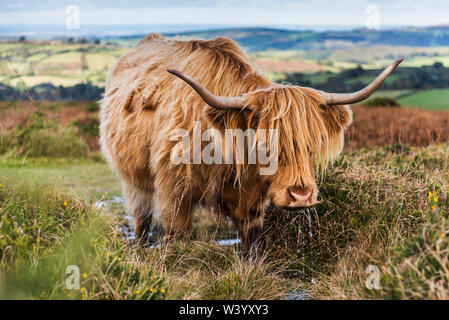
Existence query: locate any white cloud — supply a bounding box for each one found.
[0,0,447,27]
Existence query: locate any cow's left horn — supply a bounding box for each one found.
[320,59,403,105]
[167,69,251,111]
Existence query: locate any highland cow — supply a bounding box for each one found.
[100,33,401,248]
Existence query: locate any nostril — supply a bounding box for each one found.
[307,189,314,203]
[287,187,297,203]
[287,185,314,205]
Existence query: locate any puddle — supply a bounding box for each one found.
[95,196,242,247]
[95,196,135,240]
[284,290,311,300]
[119,225,136,241]
[214,238,241,246]
[123,214,133,224]
[94,196,124,209]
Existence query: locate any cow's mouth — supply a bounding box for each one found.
[266,201,314,213]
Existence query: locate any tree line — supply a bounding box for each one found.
[283,63,449,93]
[0,82,103,101]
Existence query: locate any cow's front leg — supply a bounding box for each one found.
[229,202,265,254]
[122,182,155,245]
[221,185,267,254]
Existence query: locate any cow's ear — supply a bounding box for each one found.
[320,104,352,135]
[121,76,161,113]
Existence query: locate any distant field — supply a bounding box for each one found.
[2,39,449,87]
[253,45,449,75]
[1,40,449,110]
[398,89,449,110]
[0,41,128,87]
[367,89,449,110]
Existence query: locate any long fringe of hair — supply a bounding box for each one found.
[106,34,346,191]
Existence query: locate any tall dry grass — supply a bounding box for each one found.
[346,106,449,149]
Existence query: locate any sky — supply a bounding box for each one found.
[1,0,448,32]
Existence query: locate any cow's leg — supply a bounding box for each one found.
[122,182,155,244]
[240,215,264,254]
[226,201,265,254]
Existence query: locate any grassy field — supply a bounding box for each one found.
[0,100,448,299]
[398,89,449,110]
[0,141,448,299]
[0,41,128,87]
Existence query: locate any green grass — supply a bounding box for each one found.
[398,89,449,110]
[0,142,448,299]
[0,183,166,300]
[0,178,290,300]
[0,157,120,200]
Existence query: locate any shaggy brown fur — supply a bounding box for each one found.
[100,34,352,248]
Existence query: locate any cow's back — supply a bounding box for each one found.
[99,33,267,191]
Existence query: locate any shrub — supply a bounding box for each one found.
[74,117,99,137]
[362,97,400,107]
[0,132,13,155]
[1,112,89,158]
[23,127,88,158]
[380,205,449,299]
[86,101,100,112]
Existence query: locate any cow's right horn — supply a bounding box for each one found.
[167,69,251,111]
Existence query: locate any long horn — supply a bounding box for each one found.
[320,59,403,105]
[167,69,250,110]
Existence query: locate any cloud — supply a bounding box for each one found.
[0,0,447,27]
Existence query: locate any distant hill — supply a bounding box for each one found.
[164,26,449,51]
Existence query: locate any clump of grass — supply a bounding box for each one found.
[264,143,448,299]
[23,127,88,158]
[0,183,92,264]
[380,194,449,299]
[147,239,291,300]
[0,183,166,300]
[0,112,88,158]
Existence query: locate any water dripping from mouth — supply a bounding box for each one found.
[284,290,311,300]
[306,208,314,272]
